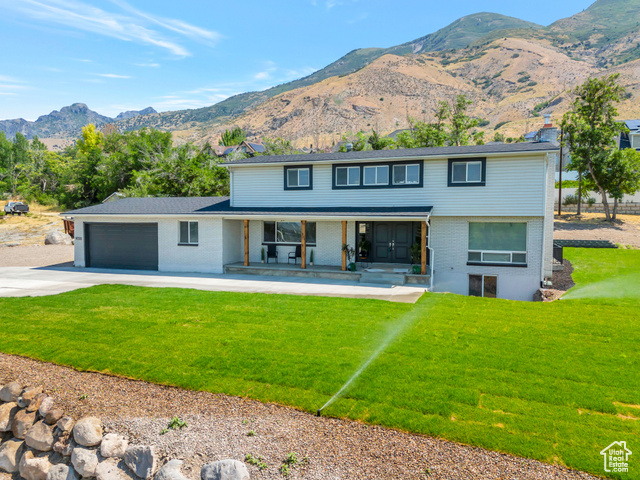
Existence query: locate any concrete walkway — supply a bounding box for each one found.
[0,266,427,303]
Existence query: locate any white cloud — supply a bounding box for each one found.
[95,73,132,79]
[254,71,271,80]
[135,62,160,68]
[0,0,221,57]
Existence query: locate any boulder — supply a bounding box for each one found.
[47,464,80,480]
[71,447,99,478]
[73,417,103,447]
[38,397,55,417]
[124,446,157,480]
[0,382,22,403]
[45,409,64,426]
[0,438,25,473]
[155,460,189,480]
[19,450,53,480]
[12,409,37,439]
[200,460,249,480]
[0,403,19,432]
[96,459,135,480]
[44,231,73,245]
[56,417,75,434]
[18,386,43,408]
[25,421,55,452]
[27,394,46,413]
[100,434,128,459]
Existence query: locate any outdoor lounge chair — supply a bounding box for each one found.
[266,244,278,263]
[288,245,302,264]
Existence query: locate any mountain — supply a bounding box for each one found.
[0,103,156,140]
[115,107,157,121]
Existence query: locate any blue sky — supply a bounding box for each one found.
[0,0,592,121]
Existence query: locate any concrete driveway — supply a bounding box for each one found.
[0,266,427,303]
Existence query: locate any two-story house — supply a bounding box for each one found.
[65,142,558,301]
[620,119,640,151]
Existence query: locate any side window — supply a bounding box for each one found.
[392,164,420,185]
[284,166,312,190]
[179,221,198,245]
[448,158,486,186]
[469,274,497,298]
[335,166,360,186]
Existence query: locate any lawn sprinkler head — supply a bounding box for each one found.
[316,409,322,417]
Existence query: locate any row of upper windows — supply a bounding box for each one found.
[283,158,486,190]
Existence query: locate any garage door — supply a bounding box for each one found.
[86,223,158,270]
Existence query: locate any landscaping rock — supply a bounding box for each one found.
[19,450,53,480]
[0,403,19,432]
[25,421,55,452]
[27,394,46,413]
[71,447,99,478]
[19,387,43,408]
[45,231,73,245]
[0,438,25,473]
[95,459,135,480]
[73,417,103,447]
[45,409,65,426]
[124,446,157,480]
[39,397,55,417]
[53,435,75,457]
[12,409,37,439]
[200,460,249,480]
[56,417,75,434]
[0,382,22,403]
[154,460,188,480]
[47,464,80,480]
[100,434,127,459]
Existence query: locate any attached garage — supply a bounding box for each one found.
[85,223,158,270]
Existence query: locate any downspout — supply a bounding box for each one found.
[540,153,550,288]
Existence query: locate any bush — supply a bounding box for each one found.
[563,194,579,205]
[494,121,509,130]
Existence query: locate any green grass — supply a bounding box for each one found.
[0,248,639,479]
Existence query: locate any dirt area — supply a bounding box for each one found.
[554,212,640,248]
[0,200,66,246]
[0,244,74,267]
[0,354,597,480]
[536,261,576,302]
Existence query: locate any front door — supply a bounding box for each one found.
[372,222,413,263]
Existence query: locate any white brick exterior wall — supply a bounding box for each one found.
[430,216,544,301]
[73,216,226,274]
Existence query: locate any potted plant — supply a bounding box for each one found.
[310,249,314,266]
[342,244,356,272]
[261,247,265,263]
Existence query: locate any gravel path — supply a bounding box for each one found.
[0,354,598,480]
[0,244,74,267]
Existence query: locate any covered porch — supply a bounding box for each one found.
[220,205,434,287]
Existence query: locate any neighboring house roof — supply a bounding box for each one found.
[64,197,432,219]
[222,142,559,166]
[624,119,640,133]
[102,192,125,203]
[524,131,538,140]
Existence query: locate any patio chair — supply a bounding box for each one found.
[288,245,302,264]
[266,244,278,263]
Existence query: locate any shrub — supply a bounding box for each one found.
[563,194,578,205]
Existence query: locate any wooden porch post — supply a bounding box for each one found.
[341,220,347,271]
[244,219,250,266]
[301,220,307,269]
[421,220,427,275]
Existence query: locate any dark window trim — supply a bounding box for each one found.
[332,160,424,190]
[284,165,313,190]
[177,243,199,247]
[262,242,317,247]
[448,157,486,187]
[179,221,199,246]
[467,262,527,268]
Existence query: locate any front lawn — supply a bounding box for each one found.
[0,248,638,479]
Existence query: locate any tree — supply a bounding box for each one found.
[339,131,369,152]
[219,127,246,146]
[262,137,299,155]
[492,132,505,143]
[561,74,629,221]
[367,130,394,150]
[448,95,480,146]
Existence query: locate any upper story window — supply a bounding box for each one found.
[363,165,389,185]
[335,166,360,186]
[179,221,198,245]
[392,164,420,185]
[467,222,527,266]
[332,161,423,189]
[284,165,313,190]
[448,158,486,186]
